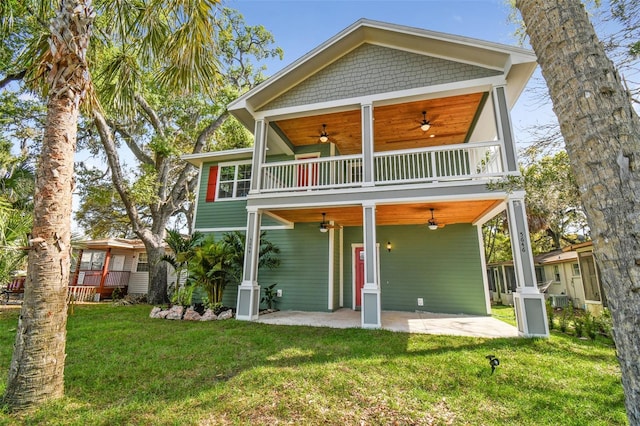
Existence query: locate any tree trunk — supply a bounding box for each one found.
[3,0,94,410]
[516,0,640,423]
[142,236,169,305]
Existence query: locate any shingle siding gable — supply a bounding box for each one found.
[260,43,501,111]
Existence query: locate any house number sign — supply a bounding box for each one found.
[519,232,526,253]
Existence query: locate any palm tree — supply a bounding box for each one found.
[2,0,94,410]
[1,0,222,411]
[161,229,204,297]
[222,230,281,287]
[188,235,231,307]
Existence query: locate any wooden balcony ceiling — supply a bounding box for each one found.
[267,199,501,227]
[273,93,485,155]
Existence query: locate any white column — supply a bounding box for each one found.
[492,85,518,172]
[361,202,381,328]
[361,104,375,187]
[506,194,549,337]
[327,224,335,311]
[236,207,262,321]
[249,119,267,194]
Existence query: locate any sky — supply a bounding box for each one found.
[223,0,557,144]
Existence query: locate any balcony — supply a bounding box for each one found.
[259,141,504,193]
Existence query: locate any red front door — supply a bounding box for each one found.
[296,155,319,187]
[355,246,365,309]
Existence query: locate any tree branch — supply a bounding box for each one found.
[135,94,165,137]
[109,121,155,166]
[93,110,146,238]
[0,70,26,89]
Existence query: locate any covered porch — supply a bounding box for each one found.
[256,308,519,338]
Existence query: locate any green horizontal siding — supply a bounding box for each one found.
[257,224,330,312]
[195,199,248,229]
[343,224,486,315]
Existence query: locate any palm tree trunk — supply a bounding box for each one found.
[516,0,640,422]
[3,0,94,411]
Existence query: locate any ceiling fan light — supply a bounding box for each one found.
[420,111,431,132]
[319,224,329,233]
[428,208,439,230]
[319,124,329,143]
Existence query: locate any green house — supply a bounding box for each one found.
[183,19,549,337]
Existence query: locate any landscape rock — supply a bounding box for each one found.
[149,307,162,318]
[183,307,202,321]
[200,309,217,321]
[165,305,184,320]
[217,309,234,320]
[157,309,170,319]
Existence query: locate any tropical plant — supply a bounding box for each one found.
[222,230,281,286]
[170,284,195,308]
[188,236,231,307]
[161,229,204,297]
[260,283,278,310]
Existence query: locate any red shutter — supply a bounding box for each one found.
[205,166,218,202]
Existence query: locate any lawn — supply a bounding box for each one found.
[0,304,627,425]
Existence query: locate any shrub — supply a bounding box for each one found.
[583,311,598,340]
[261,283,278,310]
[573,316,584,338]
[559,304,573,333]
[546,299,555,330]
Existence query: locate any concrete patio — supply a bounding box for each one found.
[256,309,519,338]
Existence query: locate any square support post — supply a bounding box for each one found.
[236,208,262,321]
[361,104,374,187]
[249,119,267,194]
[361,203,381,329]
[507,195,549,337]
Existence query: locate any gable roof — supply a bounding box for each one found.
[229,19,537,130]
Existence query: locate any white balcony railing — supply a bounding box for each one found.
[261,154,363,192]
[374,141,504,184]
[259,142,504,192]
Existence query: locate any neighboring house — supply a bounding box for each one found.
[488,242,606,315]
[72,238,173,300]
[563,241,606,315]
[183,19,548,336]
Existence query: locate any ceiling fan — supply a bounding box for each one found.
[319,212,340,233]
[309,124,338,143]
[410,111,437,135]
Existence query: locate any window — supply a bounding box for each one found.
[572,263,580,276]
[535,266,546,285]
[217,162,252,199]
[79,251,105,271]
[137,253,149,272]
[553,265,561,282]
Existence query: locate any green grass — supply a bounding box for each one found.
[0,304,627,425]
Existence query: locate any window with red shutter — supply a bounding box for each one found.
[205,166,218,202]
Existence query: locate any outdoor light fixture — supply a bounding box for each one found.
[387,241,392,252]
[428,208,439,231]
[420,111,431,132]
[319,212,329,233]
[486,354,500,375]
[319,124,329,143]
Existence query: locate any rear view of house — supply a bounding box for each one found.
[184,19,548,337]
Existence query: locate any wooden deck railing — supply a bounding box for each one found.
[72,270,130,299]
[259,142,504,192]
